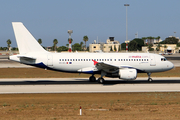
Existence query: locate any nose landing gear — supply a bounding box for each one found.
[147,73,153,82]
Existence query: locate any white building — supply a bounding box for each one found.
[89,37,121,52]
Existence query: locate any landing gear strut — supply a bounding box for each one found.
[97,71,106,84]
[147,73,152,82]
[89,75,96,82]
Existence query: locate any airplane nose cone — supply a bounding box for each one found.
[168,61,174,70]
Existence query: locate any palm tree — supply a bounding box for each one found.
[156,36,160,43]
[80,42,83,51]
[53,39,58,51]
[38,39,42,45]
[83,36,88,50]
[6,39,11,51]
[142,37,147,45]
[156,43,161,51]
[147,36,154,45]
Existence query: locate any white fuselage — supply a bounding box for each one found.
[10,52,174,74]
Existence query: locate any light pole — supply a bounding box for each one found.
[124,4,129,52]
[174,32,176,37]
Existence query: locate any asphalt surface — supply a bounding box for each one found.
[0,77,180,93]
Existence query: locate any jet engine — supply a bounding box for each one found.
[119,69,137,80]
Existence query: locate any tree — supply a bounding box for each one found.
[147,36,154,45]
[156,43,161,51]
[160,37,179,44]
[6,39,11,51]
[72,43,81,51]
[80,42,83,51]
[121,43,126,50]
[53,39,58,51]
[57,46,68,52]
[164,45,167,49]
[148,44,154,51]
[38,39,42,45]
[128,40,138,51]
[66,44,69,48]
[142,37,147,45]
[83,36,88,50]
[132,38,144,51]
[156,36,161,43]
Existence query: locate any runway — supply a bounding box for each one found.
[0,77,180,93]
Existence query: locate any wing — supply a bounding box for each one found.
[95,62,122,73]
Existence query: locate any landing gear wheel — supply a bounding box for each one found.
[98,77,105,84]
[147,73,152,82]
[148,78,153,82]
[89,76,96,82]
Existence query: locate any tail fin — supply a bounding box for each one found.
[12,22,47,54]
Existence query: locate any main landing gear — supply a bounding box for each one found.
[147,73,153,82]
[97,77,105,84]
[89,71,106,84]
[89,75,96,82]
[89,75,105,84]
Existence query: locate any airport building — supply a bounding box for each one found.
[142,44,180,53]
[89,37,121,52]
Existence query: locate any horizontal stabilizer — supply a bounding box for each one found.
[16,55,36,60]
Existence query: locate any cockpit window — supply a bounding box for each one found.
[161,58,167,61]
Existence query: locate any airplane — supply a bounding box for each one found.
[9,22,174,84]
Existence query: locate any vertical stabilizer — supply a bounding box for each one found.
[12,22,47,54]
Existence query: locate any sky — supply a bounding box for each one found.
[0,0,180,47]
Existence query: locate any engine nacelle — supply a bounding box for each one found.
[119,69,137,80]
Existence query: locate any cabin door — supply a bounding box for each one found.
[150,55,156,66]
